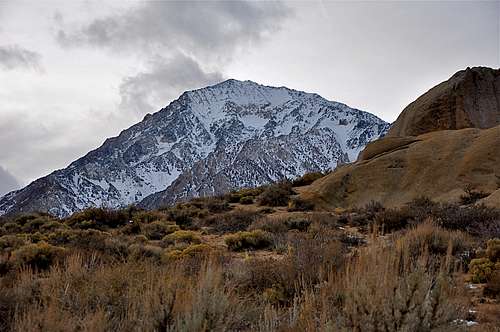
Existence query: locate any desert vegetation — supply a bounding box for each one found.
[1,184,500,331]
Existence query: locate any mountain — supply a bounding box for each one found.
[387,67,500,137]
[0,79,389,217]
[302,126,500,209]
[302,67,500,209]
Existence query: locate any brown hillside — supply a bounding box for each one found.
[387,67,500,137]
[302,125,500,209]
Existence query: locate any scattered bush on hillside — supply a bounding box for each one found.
[484,270,500,298]
[239,196,254,205]
[373,207,411,233]
[0,235,26,253]
[287,197,315,211]
[291,171,325,187]
[163,230,201,246]
[65,208,129,230]
[11,242,66,270]
[225,187,264,204]
[396,221,473,262]
[132,210,168,224]
[486,238,500,262]
[202,209,260,234]
[128,244,163,262]
[163,244,213,261]
[460,185,489,205]
[165,204,206,229]
[189,197,231,213]
[257,181,295,207]
[142,221,178,240]
[469,258,497,283]
[225,230,273,251]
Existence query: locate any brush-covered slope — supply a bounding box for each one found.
[387,67,500,137]
[302,125,500,209]
[0,79,388,217]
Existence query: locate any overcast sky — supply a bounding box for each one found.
[0,0,498,195]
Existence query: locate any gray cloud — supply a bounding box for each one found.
[57,1,290,115]
[120,54,224,115]
[0,45,42,71]
[56,1,291,61]
[0,166,19,197]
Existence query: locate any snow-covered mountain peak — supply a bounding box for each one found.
[0,80,389,217]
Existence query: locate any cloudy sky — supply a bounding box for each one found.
[0,0,498,195]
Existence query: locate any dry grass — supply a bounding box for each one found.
[1,193,498,331]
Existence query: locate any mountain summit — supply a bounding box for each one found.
[0,79,388,217]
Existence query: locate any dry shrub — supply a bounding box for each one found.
[469,258,497,283]
[142,221,178,240]
[225,230,273,251]
[484,270,500,299]
[163,244,213,262]
[225,187,264,203]
[486,238,500,262]
[395,221,473,262]
[11,242,67,270]
[257,181,295,207]
[202,209,261,234]
[249,215,289,234]
[65,208,129,230]
[189,196,231,213]
[291,171,325,187]
[163,230,201,246]
[373,207,411,233]
[7,254,241,331]
[0,235,26,253]
[287,197,315,212]
[239,196,254,205]
[460,185,489,205]
[266,240,468,331]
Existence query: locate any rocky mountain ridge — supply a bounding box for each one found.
[0,79,388,217]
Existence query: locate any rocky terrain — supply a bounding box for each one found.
[387,67,500,137]
[303,126,500,209]
[0,79,388,217]
[302,67,500,210]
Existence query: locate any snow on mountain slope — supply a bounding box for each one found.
[0,79,389,217]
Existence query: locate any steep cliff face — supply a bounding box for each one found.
[0,79,388,217]
[387,67,500,137]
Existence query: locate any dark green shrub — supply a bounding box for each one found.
[2,223,21,234]
[373,208,411,233]
[291,171,324,187]
[11,242,66,270]
[190,197,231,213]
[225,187,265,203]
[203,210,260,234]
[0,235,26,253]
[128,244,163,262]
[287,197,315,211]
[142,221,178,240]
[132,210,168,223]
[257,181,295,207]
[225,230,273,251]
[239,196,254,205]
[65,208,129,229]
[285,218,311,232]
